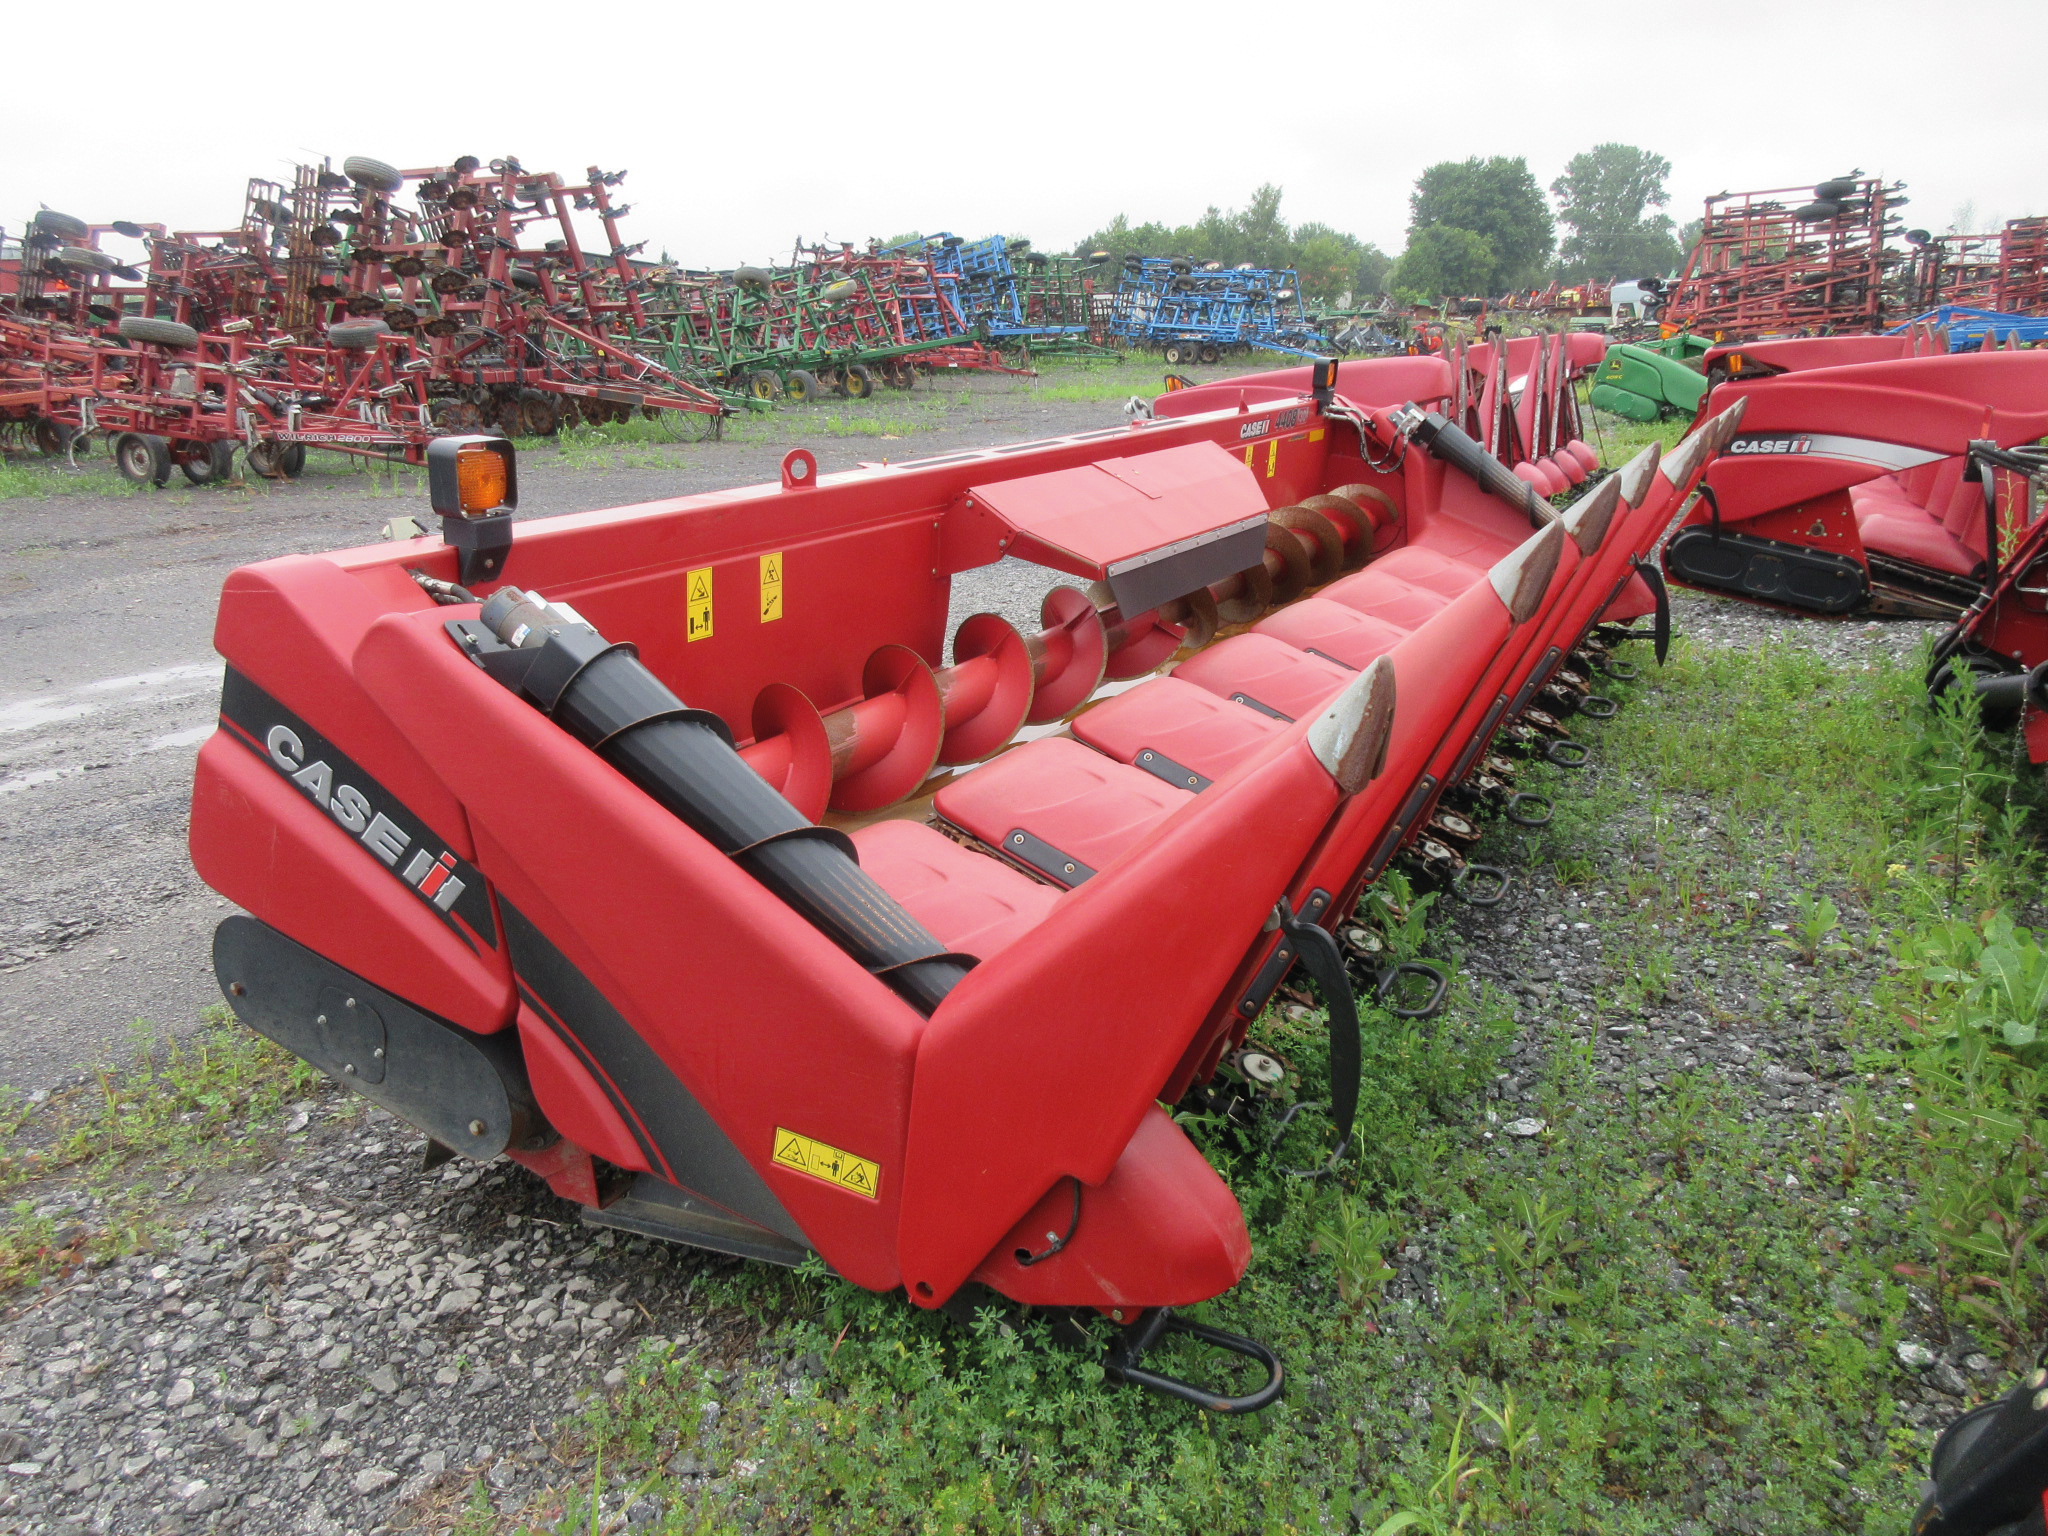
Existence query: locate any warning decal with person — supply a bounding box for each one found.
[771,1126,880,1199]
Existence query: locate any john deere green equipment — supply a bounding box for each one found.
[1589,335,1712,422]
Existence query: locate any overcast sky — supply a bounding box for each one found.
[9,0,2046,271]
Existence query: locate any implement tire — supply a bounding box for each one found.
[343,156,404,194]
[117,316,199,349]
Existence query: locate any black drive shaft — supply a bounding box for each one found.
[1387,403,1559,528]
[474,588,970,1014]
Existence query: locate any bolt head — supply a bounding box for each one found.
[468,1119,487,1137]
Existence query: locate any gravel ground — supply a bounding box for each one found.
[0,1103,749,1534]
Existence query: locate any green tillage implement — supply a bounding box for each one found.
[1589,338,1711,422]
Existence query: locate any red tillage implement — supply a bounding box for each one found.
[189,357,1736,1408]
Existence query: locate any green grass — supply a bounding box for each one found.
[0,452,151,500]
[0,1008,319,1292]
[0,442,416,502]
[478,635,2044,1536]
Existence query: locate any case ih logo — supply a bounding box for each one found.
[1726,434,1814,455]
[217,670,498,951]
[1239,418,1273,440]
[265,724,467,912]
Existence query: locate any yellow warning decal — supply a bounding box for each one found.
[1243,444,1256,468]
[772,1127,880,1199]
[685,565,713,642]
[1308,427,1325,443]
[759,551,783,623]
[1266,438,1279,477]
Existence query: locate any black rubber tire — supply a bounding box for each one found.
[843,363,875,400]
[1931,657,2024,734]
[1199,344,1220,364]
[177,440,236,485]
[785,370,819,403]
[747,370,780,402]
[342,155,404,194]
[1928,1400,2001,1483]
[327,319,392,350]
[30,210,88,238]
[819,279,858,304]
[112,432,172,487]
[277,443,306,479]
[1814,178,1860,202]
[1792,200,1844,223]
[117,316,199,349]
[508,265,541,292]
[733,266,773,287]
[1162,344,1186,366]
[53,246,117,272]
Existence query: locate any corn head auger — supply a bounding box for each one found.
[189,352,1745,1411]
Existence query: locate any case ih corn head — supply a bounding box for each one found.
[189,339,1743,1409]
[1660,331,2048,618]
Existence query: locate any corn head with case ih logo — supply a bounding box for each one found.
[1660,327,2048,619]
[189,354,1741,1410]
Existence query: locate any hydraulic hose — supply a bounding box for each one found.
[1386,403,1559,528]
[473,588,971,1015]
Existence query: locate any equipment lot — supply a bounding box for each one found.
[0,364,2031,1536]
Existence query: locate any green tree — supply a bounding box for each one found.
[1390,225,1495,301]
[1550,143,1684,282]
[1404,157,1553,292]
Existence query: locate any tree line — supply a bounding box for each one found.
[1070,144,1687,306]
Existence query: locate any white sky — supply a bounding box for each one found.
[8,0,2046,268]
